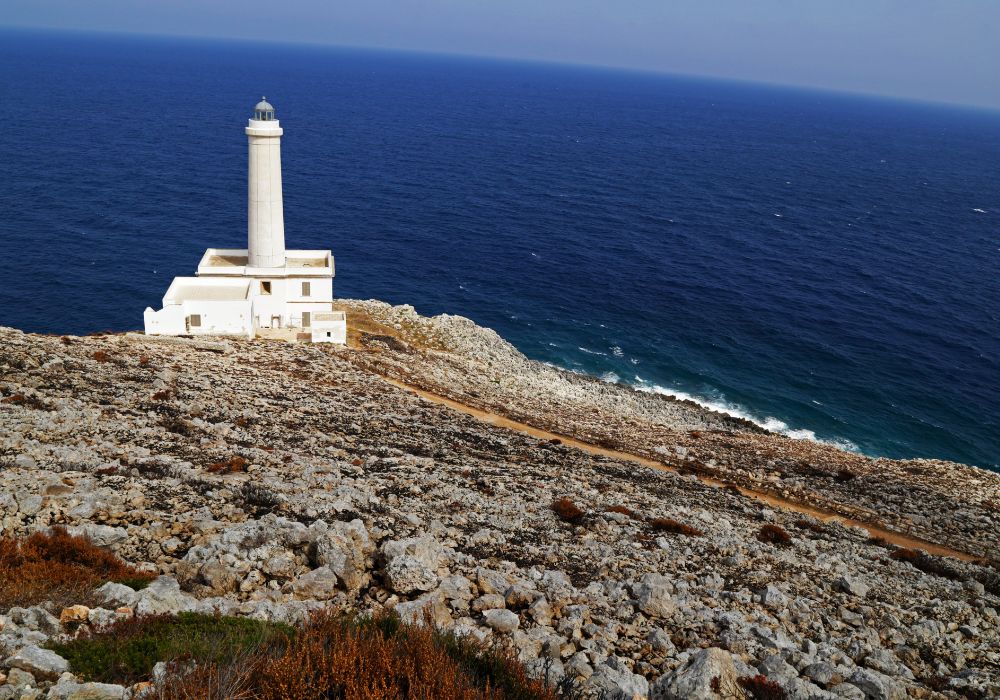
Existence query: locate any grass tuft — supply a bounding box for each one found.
[47,612,292,685]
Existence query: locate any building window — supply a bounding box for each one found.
[260,281,272,295]
[188,314,201,328]
[302,312,311,328]
[302,281,311,297]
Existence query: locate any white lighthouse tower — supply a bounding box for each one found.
[246,98,286,268]
[143,97,347,343]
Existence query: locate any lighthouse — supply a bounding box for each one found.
[246,98,286,268]
[143,97,347,343]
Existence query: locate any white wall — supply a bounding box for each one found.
[248,276,333,329]
[144,305,186,335]
[144,300,252,337]
[312,320,347,344]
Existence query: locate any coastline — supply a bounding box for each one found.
[335,299,1000,563]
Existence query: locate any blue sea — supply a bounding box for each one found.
[1,29,998,470]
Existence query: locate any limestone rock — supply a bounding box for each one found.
[290,566,340,600]
[93,582,139,609]
[385,555,438,595]
[651,647,739,700]
[834,575,870,598]
[134,576,197,616]
[847,668,905,700]
[632,573,675,618]
[589,656,650,700]
[483,608,519,633]
[313,519,373,592]
[59,606,91,626]
[4,645,69,681]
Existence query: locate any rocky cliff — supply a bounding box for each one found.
[1,301,998,699]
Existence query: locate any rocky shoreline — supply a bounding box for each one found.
[1,302,998,699]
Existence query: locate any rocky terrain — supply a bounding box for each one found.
[1,302,998,699]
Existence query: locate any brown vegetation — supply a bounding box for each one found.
[153,612,563,700]
[649,517,703,537]
[889,548,963,582]
[757,524,792,547]
[93,350,111,363]
[0,528,154,610]
[604,505,638,519]
[207,456,249,474]
[551,498,586,524]
[151,389,172,401]
[738,674,788,700]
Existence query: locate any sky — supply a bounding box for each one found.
[4,0,1000,110]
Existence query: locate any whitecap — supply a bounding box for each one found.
[633,380,859,452]
[610,345,624,357]
[972,208,987,213]
[577,346,608,356]
[600,371,620,384]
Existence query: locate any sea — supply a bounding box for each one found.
[1,29,998,470]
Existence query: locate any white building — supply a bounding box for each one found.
[144,98,347,343]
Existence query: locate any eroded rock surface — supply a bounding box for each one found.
[1,310,999,699]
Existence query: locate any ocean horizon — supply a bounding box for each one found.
[1,27,997,470]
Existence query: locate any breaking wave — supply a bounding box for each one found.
[632,377,859,452]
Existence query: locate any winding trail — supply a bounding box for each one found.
[379,376,980,564]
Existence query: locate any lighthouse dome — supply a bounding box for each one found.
[253,98,275,121]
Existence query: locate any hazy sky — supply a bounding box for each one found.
[5,0,999,109]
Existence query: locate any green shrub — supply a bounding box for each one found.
[46,612,293,684]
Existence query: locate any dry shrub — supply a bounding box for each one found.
[551,498,586,524]
[151,389,172,401]
[889,548,963,582]
[60,336,73,345]
[738,674,788,700]
[207,456,248,474]
[0,527,153,610]
[834,469,857,483]
[605,505,637,519]
[757,524,792,547]
[93,350,111,363]
[159,612,560,700]
[138,355,150,366]
[2,393,50,410]
[649,517,703,537]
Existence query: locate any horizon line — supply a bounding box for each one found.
[3,22,1000,116]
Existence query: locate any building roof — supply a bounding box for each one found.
[166,279,250,303]
[255,97,275,112]
[197,248,334,277]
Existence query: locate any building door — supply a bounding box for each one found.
[302,312,311,328]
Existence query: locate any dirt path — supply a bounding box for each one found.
[380,376,981,564]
